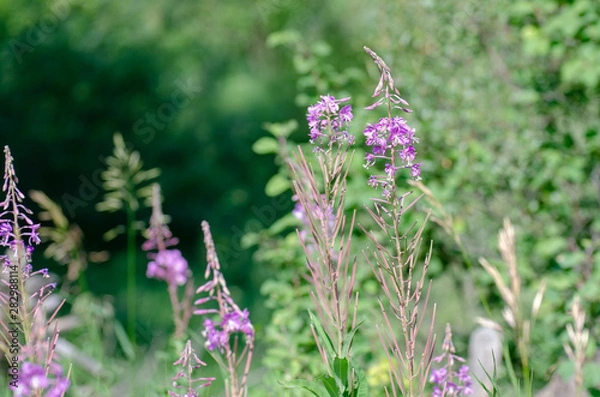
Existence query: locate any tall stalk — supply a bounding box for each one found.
[96,133,160,345]
[126,204,137,343]
[360,46,436,396]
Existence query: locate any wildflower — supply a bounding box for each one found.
[195,221,254,395]
[363,117,420,185]
[11,362,48,396]
[202,318,226,351]
[146,249,190,287]
[143,183,194,339]
[1,147,69,397]
[10,361,70,397]
[384,163,398,178]
[306,95,354,147]
[1,146,43,274]
[222,308,254,338]
[429,367,447,384]
[0,221,11,245]
[368,175,378,188]
[429,324,473,396]
[362,48,421,193]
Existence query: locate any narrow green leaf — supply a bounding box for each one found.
[341,321,363,358]
[308,310,336,362]
[318,375,340,397]
[113,319,135,360]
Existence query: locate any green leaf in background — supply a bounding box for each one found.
[534,236,569,260]
[584,363,600,388]
[262,119,299,138]
[252,136,280,154]
[266,29,302,48]
[265,173,290,196]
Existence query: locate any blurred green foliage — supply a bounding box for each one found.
[249,0,600,395]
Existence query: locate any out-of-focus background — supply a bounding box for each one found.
[1,0,599,395]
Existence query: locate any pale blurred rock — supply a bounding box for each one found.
[468,326,503,397]
[535,372,586,397]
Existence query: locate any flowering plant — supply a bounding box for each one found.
[194,221,255,397]
[0,146,70,397]
[143,183,194,340]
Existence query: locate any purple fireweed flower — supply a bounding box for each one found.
[146,249,190,287]
[362,48,422,192]
[196,221,255,354]
[2,147,69,397]
[1,146,43,273]
[363,117,420,183]
[368,175,378,188]
[222,308,254,337]
[1,146,52,284]
[11,362,48,396]
[202,318,223,351]
[0,221,11,244]
[429,324,473,396]
[144,184,192,290]
[11,362,70,397]
[143,184,195,342]
[411,163,421,179]
[429,367,448,384]
[384,163,398,178]
[200,308,255,352]
[46,377,70,397]
[339,104,353,123]
[307,95,354,147]
[457,365,470,383]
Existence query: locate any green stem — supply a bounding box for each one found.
[78,271,89,292]
[127,205,137,345]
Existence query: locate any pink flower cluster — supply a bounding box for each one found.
[307,95,354,147]
[146,249,189,287]
[429,324,473,396]
[202,309,254,352]
[9,359,70,397]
